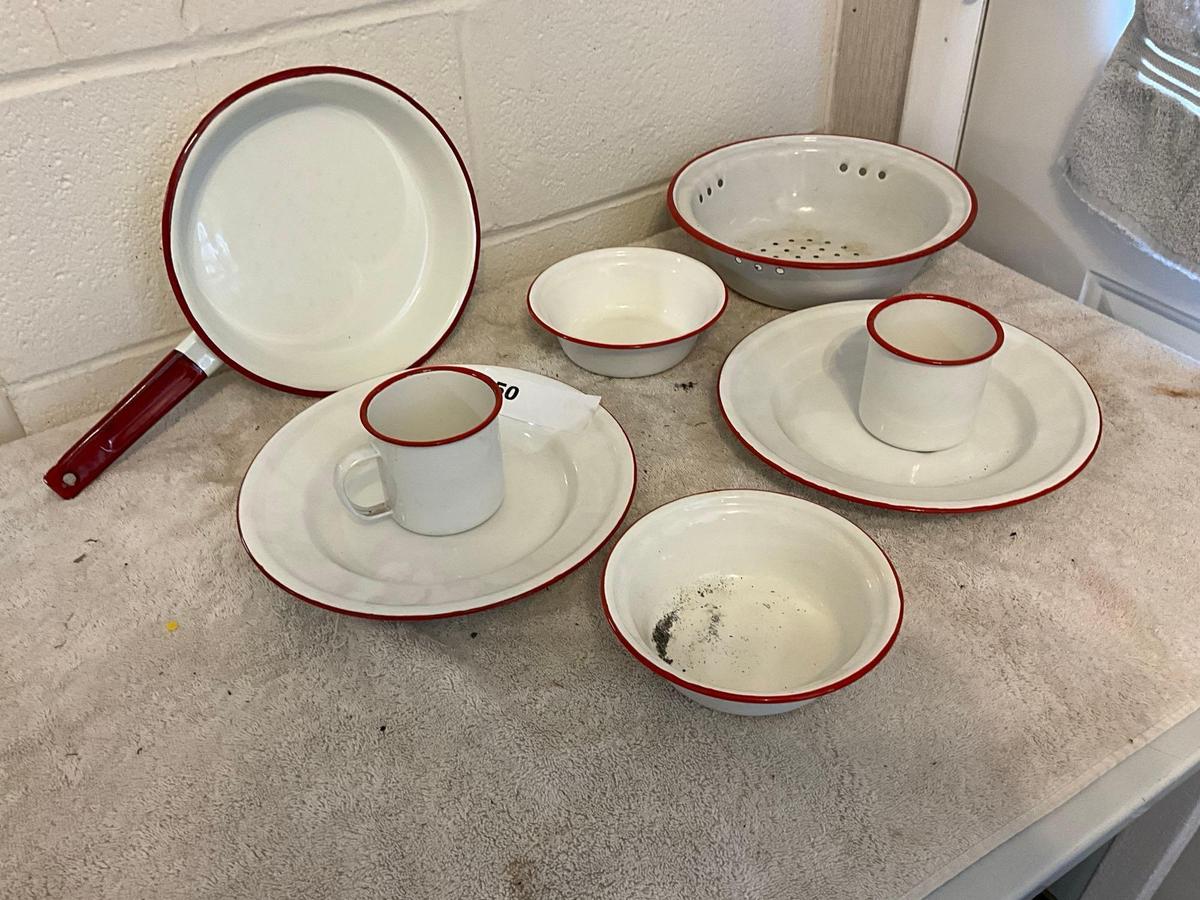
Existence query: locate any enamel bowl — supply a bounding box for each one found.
[602,490,903,716]
[527,247,727,377]
[668,134,977,309]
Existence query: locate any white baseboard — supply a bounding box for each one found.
[1079,271,1200,362]
[477,180,671,292]
[0,389,24,443]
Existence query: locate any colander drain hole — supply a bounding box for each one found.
[732,235,866,264]
[838,161,887,179]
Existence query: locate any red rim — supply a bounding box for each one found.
[526,256,729,350]
[236,396,638,620]
[667,133,978,271]
[161,66,481,398]
[599,489,904,704]
[716,323,1104,514]
[359,366,502,448]
[866,294,1004,366]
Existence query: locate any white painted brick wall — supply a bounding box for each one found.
[460,0,833,228]
[0,0,836,442]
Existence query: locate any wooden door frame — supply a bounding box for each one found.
[827,0,989,165]
[827,0,922,142]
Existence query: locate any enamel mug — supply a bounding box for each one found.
[858,293,1005,452]
[335,366,505,536]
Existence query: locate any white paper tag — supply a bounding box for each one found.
[467,365,601,432]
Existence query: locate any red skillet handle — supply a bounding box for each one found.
[44,347,209,499]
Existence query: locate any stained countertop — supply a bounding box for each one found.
[3,235,1200,899]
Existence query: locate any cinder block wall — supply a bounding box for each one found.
[0,0,836,444]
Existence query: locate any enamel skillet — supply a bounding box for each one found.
[45,66,480,499]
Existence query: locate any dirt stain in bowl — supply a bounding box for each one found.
[652,610,678,664]
[646,573,849,693]
[652,577,735,666]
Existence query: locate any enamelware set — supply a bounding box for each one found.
[46,67,1103,716]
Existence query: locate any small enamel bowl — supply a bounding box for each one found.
[527,247,727,377]
[602,490,903,716]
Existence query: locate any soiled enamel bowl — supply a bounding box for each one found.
[669,134,977,309]
[601,490,903,716]
[527,247,727,377]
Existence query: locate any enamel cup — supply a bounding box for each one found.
[335,366,505,535]
[858,293,1005,452]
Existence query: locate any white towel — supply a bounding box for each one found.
[1061,0,1200,279]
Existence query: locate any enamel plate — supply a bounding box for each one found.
[238,367,636,618]
[719,301,1102,513]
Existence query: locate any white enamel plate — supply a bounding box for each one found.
[719,301,1102,513]
[239,366,636,618]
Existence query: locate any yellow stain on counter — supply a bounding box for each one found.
[166,620,179,633]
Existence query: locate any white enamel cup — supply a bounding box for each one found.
[335,366,505,536]
[858,293,1005,452]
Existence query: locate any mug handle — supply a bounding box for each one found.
[334,447,392,520]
